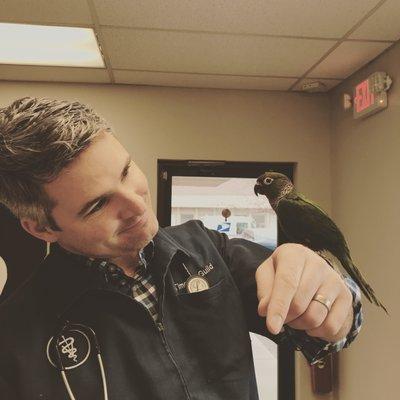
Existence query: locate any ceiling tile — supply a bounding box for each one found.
[291,78,342,92]
[113,70,297,90]
[94,0,378,38]
[0,0,93,25]
[349,0,400,41]
[102,28,335,77]
[310,41,392,79]
[0,65,110,83]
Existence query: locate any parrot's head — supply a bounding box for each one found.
[254,172,294,203]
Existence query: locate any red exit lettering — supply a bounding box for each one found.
[355,80,374,113]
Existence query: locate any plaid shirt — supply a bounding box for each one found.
[85,240,159,323]
[64,241,362,366]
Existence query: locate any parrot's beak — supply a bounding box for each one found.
[254,183,261,196]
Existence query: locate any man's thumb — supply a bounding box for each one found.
[255,256,275,317]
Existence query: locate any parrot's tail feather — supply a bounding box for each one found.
[364,281,389,314]
[341,257,389,315]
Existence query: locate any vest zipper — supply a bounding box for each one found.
[155,322,191,399]
[102,285,191,399]
[156,274,192,400]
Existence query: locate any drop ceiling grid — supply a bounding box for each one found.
[311,41,393,79]
[0,64,110,83]
[113,70,298,91]
[101,28,337,77]
[349,0,400,41]
[0,0,398,91]
[93,0,380,39]
[0,0,93,25]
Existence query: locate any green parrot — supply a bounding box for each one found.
[254,171,388,315]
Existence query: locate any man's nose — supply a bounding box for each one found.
[116,188,146,219]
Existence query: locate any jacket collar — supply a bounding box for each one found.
[149,227,193,288]
[41,226,193,318]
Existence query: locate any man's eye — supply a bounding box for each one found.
[122,164,131,179]
[88,198,108,215]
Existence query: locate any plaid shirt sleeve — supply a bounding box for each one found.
[281,276,363,365]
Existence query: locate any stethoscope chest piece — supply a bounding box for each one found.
[185,275,210,293]
[47,327,91,370]
[181,262,210,293]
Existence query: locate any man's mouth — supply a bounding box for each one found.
[119,212,148,234]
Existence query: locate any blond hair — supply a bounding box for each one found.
[0,97,112,230]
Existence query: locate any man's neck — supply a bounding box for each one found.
[55,244,143,278]
[110,252,141,277]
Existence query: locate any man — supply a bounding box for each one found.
[0,97,362,399]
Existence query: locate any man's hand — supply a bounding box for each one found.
[255,243,354,342]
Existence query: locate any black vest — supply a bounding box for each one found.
[0,220,282,400]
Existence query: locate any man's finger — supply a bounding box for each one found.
[266,245,306,334]
[286,278,340,330]
[306,282,352,340]
[255,256,275,317]
[283,260,325,324]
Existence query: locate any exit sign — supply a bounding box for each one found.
[353,72,390,119]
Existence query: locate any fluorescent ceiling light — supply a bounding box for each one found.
[0,23,105,68]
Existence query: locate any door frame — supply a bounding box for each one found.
[157,158,297,400]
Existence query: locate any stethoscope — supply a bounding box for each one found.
[51,321,108,400]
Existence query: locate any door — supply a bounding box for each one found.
[157,159,296,400]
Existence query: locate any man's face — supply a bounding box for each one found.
[43,131,159,259]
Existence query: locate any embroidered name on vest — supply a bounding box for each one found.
[197,263,214,277]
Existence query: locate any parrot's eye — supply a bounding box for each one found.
[263,177,273,185]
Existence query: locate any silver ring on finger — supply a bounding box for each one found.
[312,294,332,312]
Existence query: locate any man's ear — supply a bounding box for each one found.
[20,218,58,243]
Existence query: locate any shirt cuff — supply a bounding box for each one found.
[280,276,363,365]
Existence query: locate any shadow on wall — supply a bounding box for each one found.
[0,204,46,301]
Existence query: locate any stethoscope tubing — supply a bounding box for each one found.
[54,322,109,400]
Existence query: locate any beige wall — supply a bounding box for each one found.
[330,42,400,400]
[0,81,332,399]
[0,82,332,213]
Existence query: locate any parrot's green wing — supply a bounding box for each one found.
[276,193,388,313]
[276,193,351,257]
[298,193,331,218]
